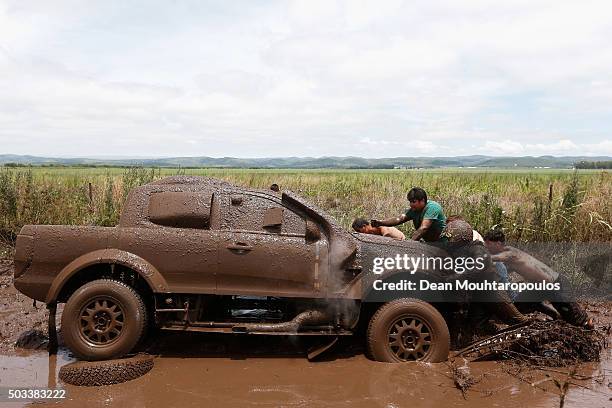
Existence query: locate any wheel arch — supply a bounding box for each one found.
[346,272,451,331]
[46,249,169,304]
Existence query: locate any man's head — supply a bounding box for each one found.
[444,219,473,243]
[407,187,427,211]
[484,228,506,253]
[352,217,375,234]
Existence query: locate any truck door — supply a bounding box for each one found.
[215,192,328,297]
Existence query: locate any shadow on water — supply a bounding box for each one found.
[143,330,363,361]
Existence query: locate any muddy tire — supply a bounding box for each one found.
[367,298,449,363]
[59,354,154,386]
[61,279,147,361]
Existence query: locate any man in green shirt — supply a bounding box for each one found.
[371,187,446,242]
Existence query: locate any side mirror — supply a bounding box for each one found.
[305,221,321,243]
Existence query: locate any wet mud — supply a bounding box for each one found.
[1,259,610,408]
[0,259,49,355]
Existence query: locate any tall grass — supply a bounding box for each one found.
[0,167,610,244]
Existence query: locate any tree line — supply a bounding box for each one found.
[574,161,612,169]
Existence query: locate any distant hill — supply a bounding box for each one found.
[1,154,611,169]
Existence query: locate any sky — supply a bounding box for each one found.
[1,0,612,158]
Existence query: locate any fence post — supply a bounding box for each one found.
[547,182,553,214]
[88,182,93,213]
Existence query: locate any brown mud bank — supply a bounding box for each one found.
[0,259,49,354]
[0,260,610,408]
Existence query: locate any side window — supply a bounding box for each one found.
[223,194,305,235]
[148,192,211,229]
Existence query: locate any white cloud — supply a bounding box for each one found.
[0,0,611,157]
[483,140,526,155]
[481,139,612,156]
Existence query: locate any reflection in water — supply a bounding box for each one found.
[47,353,57,390]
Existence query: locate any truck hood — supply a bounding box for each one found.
[354,232,453,278]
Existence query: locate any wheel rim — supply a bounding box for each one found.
[387,315,433,361]
[78,297,125,346]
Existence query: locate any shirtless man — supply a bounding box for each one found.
[484,229,594,328]
[351,218,405,240]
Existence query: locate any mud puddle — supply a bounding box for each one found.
[1,259,610,407]
[0,332,607,408]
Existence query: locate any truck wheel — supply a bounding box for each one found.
[367,298,449,363]
[61,279,147,361]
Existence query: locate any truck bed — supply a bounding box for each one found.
[14,225,117,301]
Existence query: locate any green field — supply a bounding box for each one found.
[1,167,610,244]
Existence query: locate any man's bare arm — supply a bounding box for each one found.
[411,218,432,241]
[491,249,514,263]
[371,214,409,227]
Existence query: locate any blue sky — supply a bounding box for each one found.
[1,0,611,158]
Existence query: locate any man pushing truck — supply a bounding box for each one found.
[370,187,446,242]
[484,229,594,329]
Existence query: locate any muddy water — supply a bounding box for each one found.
[0,332,608,408]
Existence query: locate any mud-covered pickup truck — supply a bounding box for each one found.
[14,176,455,362]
